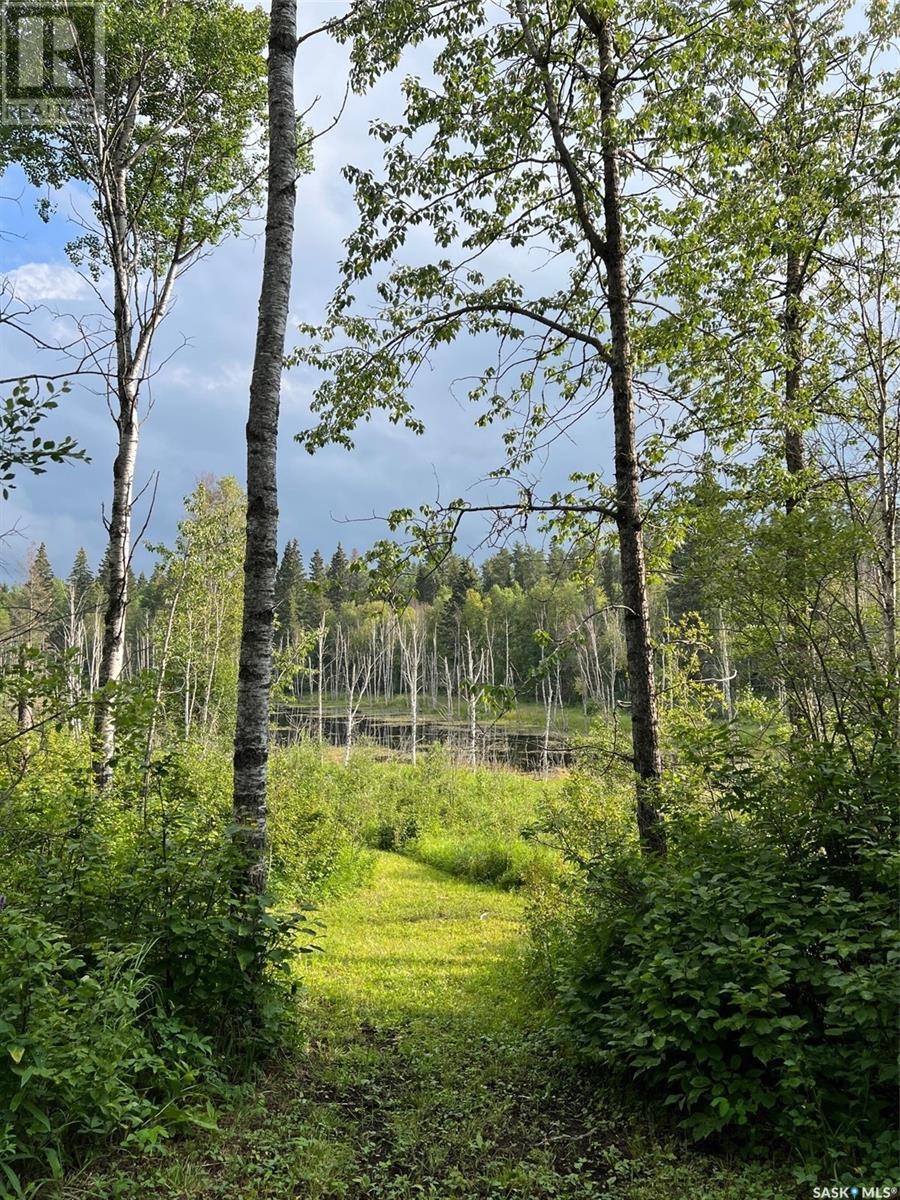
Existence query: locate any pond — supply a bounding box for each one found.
[275,705,575,773]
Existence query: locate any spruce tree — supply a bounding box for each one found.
[274,539,306,644]
[327,544,351,605]
[67,548,94,610]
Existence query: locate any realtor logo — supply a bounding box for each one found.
[1,1,104,126]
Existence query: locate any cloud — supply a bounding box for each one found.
[0,11,605,579]
[4,261,90,303]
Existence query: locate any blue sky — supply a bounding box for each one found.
[0,1,609,583]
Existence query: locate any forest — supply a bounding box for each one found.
[0,0,897,1197]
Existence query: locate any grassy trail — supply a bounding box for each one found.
[77,853,785,1200]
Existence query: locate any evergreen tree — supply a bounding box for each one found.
[274,539,306,644]
[306,549,329,625]
[67,548,94,609]
[414,561,441,604]
[511,542,545,591]
[327,543,351,605]
[482,548,514,591]
[546,542,570,583]
[23,544,59,649]
[347,548,367,601]
[446,556,479,610]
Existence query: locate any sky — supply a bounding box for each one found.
[0,0,607,583]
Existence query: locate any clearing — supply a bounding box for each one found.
[75,854,788,1199]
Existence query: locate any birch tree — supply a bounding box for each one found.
[232,0,298,897]
[20,0,269,784]
[398,602,426,762]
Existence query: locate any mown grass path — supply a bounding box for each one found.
[77,853,787,1200]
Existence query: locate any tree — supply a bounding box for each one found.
[162,477,246,738]
[274,539,306,646]
[297,0,733,851]
[481,547,514,591]
[305,548,329,626]
[232,0,299,900]
[511,542,545,591]
[327,544,351,605]
[67,549,94,610]
[397,603,426,763]
[659,0,897,731]
[19,0,269,785]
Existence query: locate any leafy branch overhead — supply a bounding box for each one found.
[0,382,87,500]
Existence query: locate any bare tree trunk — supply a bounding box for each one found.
[232,0,298,897]
[784,249,807,512]
[316,616,326,744]
[399,609,422,765]
[541,671,552,778]
[142,560,186,804]
[876,364,899,740]
[92,402,138,785]
[16,644,33,732]
[465,630,481,768]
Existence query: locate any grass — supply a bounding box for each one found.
[71,853,800,1200]
[404,831,560,889]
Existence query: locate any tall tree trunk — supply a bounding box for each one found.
[874,329,898,740]
[596,18,665,855]
[718,606,734,721]
[232,0,298,897]
[92,389,138,787]
[519,2,664,853]
[784,249,806,513]
[316,617,326,744]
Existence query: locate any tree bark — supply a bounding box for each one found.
[93,398,138,786]
[784,249,806,514]
[595,15,665,855]
[517,1,665,854]
[232,0,298,896]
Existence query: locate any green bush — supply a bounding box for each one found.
[544,748,900,1174]
[0,733,319,1179]
[0,906,220,1187]
[266,739,561,879]
[268,744,375,899]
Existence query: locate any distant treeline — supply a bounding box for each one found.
[0,477,767,743]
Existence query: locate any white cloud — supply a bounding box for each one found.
[4,262,90,303]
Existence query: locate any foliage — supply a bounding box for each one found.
[74,854,794,1200]
[406,831,558,890]
[25,0,269,253]
[0,909,219,1189]
[540,747,900,1177]
[267,739,561,890]
[0,730,322,1180]
[149,477,247,739]
[0,382,86,500]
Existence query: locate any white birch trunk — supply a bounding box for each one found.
[232,0,298,896]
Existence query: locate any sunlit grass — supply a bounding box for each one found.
[72,854,797,1200]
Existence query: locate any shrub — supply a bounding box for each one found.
[0,734,320,1179]
[268,743,376,898]
[544,748,900,1175]
[266,739,561,873]
[0,906,219,1186]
